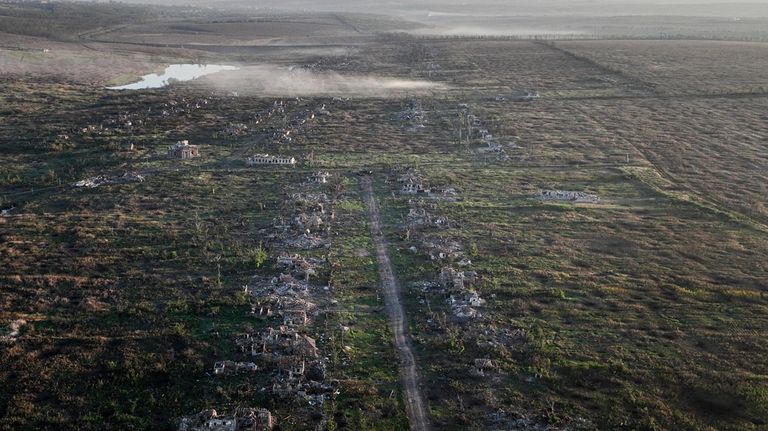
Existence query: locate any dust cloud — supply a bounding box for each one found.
[202,64,445,97]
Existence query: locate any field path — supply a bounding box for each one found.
[361,177,432,431]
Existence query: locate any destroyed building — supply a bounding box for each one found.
[72,172,144,189]
[213,360,258,375]
[168,140,200,159]
[240,327,319,359]
[276,254,325,282]
[308,171,331,184]
[470,358,497,378]
[536,190,600,203]
[422,238,464,261]
[401,181,431,195]
[510,90,540,102]
[178,408,274,431]
[439,267,478,290]
[277,355,306,379]
[246,154,296,166]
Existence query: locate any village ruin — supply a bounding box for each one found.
[178,408,274,431]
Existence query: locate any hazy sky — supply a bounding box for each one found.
[111,0,768,18]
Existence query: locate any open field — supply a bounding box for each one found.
[557,40,768,95]
[1,2,768,430]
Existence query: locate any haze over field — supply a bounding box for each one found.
[206,64,445,97]
[109,0,768,17]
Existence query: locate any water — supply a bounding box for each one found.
[106,64,239,90]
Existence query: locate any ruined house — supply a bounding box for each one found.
[168,140,200,159]
[294,213,324,230]
[423,239,464,261]
[309,171,331,184]
[246,154,296,166]
[178,408,274,431]
[275,254,320,281]
[277,355,306,378]
[441,268,478,288]
[213,360,258,375]
[242,326,298,356]
[281,310,308,327]
[401,181,431,195]
[292,335,320,359]
[470,358,496,377]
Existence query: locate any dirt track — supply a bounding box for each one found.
[361,177,431,431]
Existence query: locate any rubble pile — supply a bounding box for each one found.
[245,274,320,319]
[271,191,334,250]
[215,122,249,138]
[406,201,451,229]
[469,358,497,378]
[399,99,426,132]
[181,161,340,428]
[396,168,431,195]
[306,171,331,185]
[213,360,258,375]
[439,267,485,319]
[64,95,218,153]
[458,104,511,161]
[391,168,496,323]
[535,190,600,203]
[72,172,144,188]
[255,99,328,146]
[0,319,26,343]
[474,327,527,350]
[178,408,275,431]
[422,238,464,261]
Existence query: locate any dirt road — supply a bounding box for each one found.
[361,177,431,431]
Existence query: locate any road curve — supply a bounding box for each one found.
[361,177,432,431]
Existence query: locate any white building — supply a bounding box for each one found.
[246,154,296,166]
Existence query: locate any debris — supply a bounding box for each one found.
[510,90,540,102]
[178,407,275,431]
[72,172,144,188]
[439,267,478,289]
[422,238,464,261]
[0,319,26,343]
[1,205,15,217]
[401,181,431,195]
[399,100,426,131]
[308,171,331,184]
[213,360,258,375]
[215,122,249,138]
[469,358,496,377]
[535,190,600,203]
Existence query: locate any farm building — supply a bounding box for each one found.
[246,154,296,166]
[168,140,200,159]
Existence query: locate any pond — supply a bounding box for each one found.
[106,64,239,90]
